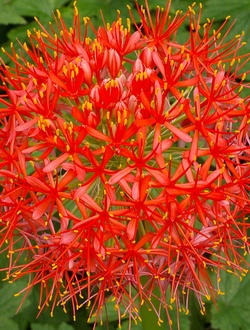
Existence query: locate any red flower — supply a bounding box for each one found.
[0,1,250,329]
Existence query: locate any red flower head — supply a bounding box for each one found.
[0,1,250,329]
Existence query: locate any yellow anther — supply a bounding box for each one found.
[218,289,225,295]
[117,111,121,124]
[170,297,175,304]
[74,5,78,16]
[56,9,61,19]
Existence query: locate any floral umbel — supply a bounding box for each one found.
[0,1,250,329]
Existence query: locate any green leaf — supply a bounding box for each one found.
[33,320,75,330]
[0,318,20,330]
[11,0,70,18]
[0,0,69,25]
[202,0,250,43]
[118,320,142,330]
[188,292,210,330]
[0,280,31,330]
[58,322,75,330]
[144,0,203,11]
[31,324,57,330]
[117,302,190,330]
[4,1,73,48]
[76,0,135,26]
[29,285,71,327]
[0,281,31,318]
[7,21,45,42]
[202,0,250,21]
[139,278,190,330]
[202,0,250,75]
[88,299,125,326]
[0,0,26,25]
[211,272,250,330]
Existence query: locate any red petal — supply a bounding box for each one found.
[43,153,69,173]
[49,71,68,90]
[189,130,199,161]
[80,193,102,212]
[164,121,192,143]
[33,198,52,219]
[26,176,50,192]
[108,167,134,185]
[74,183,92,200]
[124,31,140,53]
[86,126,112,142]
[146,168,169,185]
[132,181,139,200]
[139,175,151,200]
[126,218,138,240]
[58,169,76,190]
[15,117,39,131]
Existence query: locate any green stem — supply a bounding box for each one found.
[140,277,161,330]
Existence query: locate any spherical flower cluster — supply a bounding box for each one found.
[0,1,250,328]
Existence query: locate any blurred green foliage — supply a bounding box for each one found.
[0,0,250,329]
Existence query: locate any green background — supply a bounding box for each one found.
[0,0,250,329]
